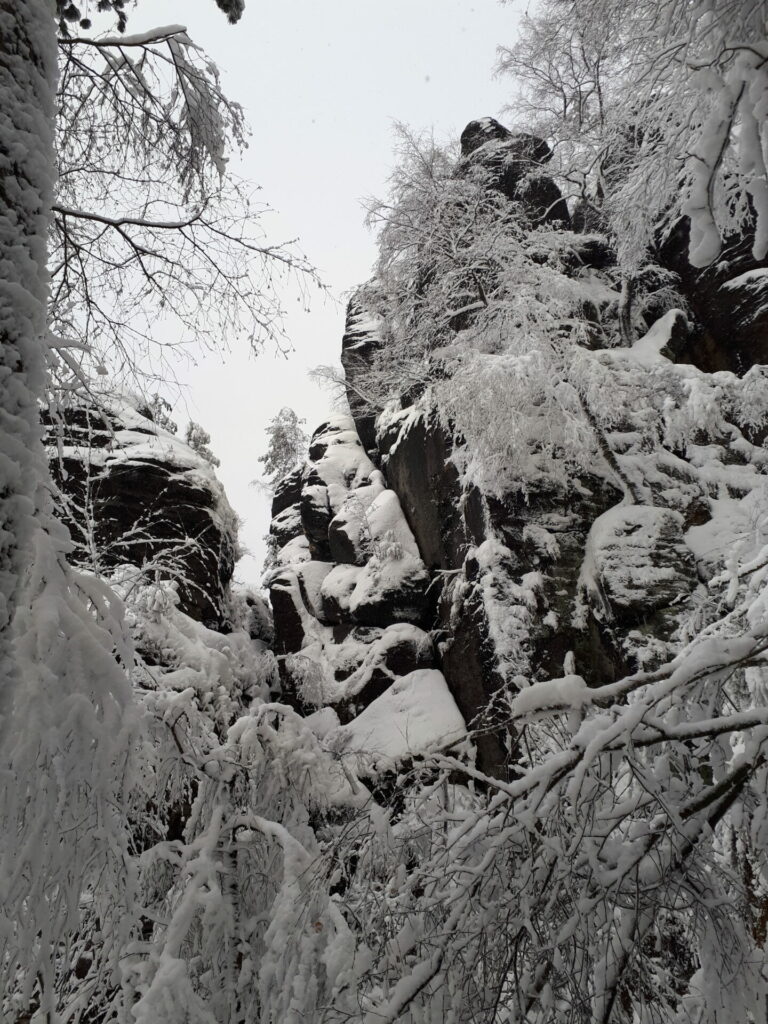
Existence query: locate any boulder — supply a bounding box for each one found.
[584,505,696,624]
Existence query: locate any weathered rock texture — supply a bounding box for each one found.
[267,417,436,725]
[657,216,768,373]
[340,298,383,453]
[460,116,570,226]
[267,117,768,782]
[46,395,237,628]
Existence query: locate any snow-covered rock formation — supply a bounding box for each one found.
[246,120,768,1019]
[267,415,455,757]
[45,393,238,627]
[267,117,768,789]
[35,114,768,1024]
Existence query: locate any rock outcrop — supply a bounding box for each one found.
[460,116,570,226]
[46,394,237,628]
[266,417,442,730]
[657,216,768,373]
[266,117,768,785]
[340,298,383,453]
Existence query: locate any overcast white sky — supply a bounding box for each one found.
[124,0,525,584]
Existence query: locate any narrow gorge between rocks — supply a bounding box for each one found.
[34,112,768,1022]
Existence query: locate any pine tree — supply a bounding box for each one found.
[186,420,221,467]
[257,407,308,489]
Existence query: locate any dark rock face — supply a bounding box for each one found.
[270,504,303,550]
[657,216,768,373]
[439,575,511,780]
[381,411,477,571]
[269,465,307,563]
[459,116,569,227]
[46,396,236,628]
[272,466,304,517]
[269,566,311,658]
[379,409,626,769]
[460,118,552,166]
[483,477,625,684]
[460,117,513,156]
[300,469,335,560]
[340,295,383,452]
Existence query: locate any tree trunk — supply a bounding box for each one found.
[0,0,58,724]
[618,274,635,347]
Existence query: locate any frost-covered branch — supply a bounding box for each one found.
[51,24,322,385]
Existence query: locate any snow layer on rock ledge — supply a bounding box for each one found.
[309,415,376,499]
[275,534,310,567]
[49,393,236,536]
[329,475,422,565]
[365,489,421,558]
[320,551,429,623]
[326,669,466,775]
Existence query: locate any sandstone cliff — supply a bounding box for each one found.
[266,117,768,783]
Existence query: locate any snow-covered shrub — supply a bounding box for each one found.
[23,559,284,1022]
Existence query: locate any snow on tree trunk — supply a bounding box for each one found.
[0,0,57,723]
[0,6,137,1015]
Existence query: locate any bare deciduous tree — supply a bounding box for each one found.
[51,21,321,394]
